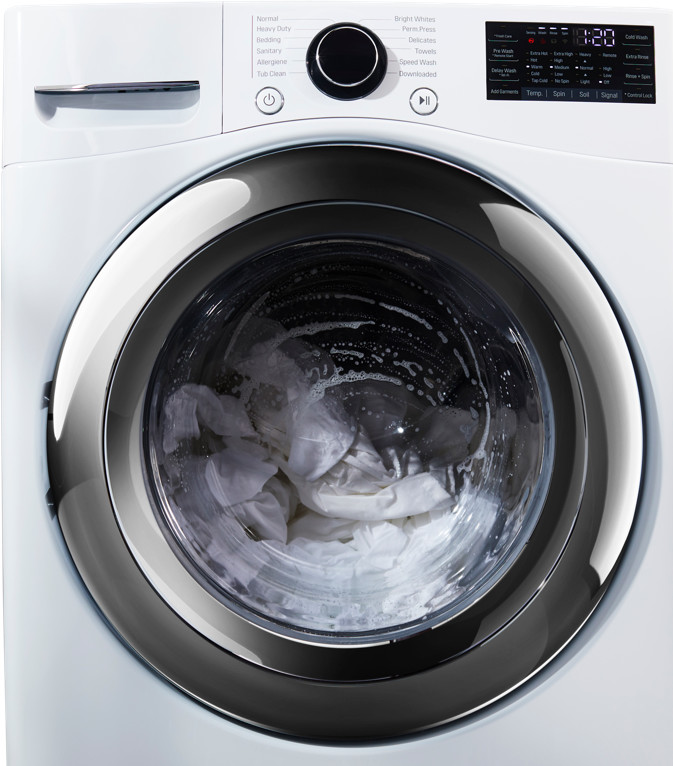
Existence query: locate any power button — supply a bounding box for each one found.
[256,87,284,115]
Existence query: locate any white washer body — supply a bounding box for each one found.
[2,3,672,764]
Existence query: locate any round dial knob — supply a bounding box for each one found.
[306,23,388,100]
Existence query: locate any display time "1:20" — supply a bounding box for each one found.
[573,27,616,47]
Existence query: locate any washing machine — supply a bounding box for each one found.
[2,2,672,764]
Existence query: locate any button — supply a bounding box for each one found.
[597,89,622,102]
[623,49,653,65]
[623,87,655,103]
[521,88,547,100]
[572,88,597,101]
[410,88,438,115]
[488,63,519,80]
[489,47,516,60]
[255,87,284,115]
[623,28,653,46]
[624,71,654,84]
[487,84,520,99]
[549,88,571,100]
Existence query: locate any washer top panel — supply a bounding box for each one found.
[223,2,672,162]
[3,2,672,164]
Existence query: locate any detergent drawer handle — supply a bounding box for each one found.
[34,81,200,95]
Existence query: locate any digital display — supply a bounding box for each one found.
[486,21,655,103]
[573,27,616,48]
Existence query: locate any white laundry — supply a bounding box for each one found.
[351,521,410,572]
[380,446,425,479]
[235,334,357,479]
[154,321,533,634]
[275,427,453,520]
[227,476,296,544]
[200,508,265,589]
[161,336,460,573]
[288,510,360,544]
[291,469,452,520]
[282,517,411,579]
[162,383,256,453]
[321,428,396,491]
[204,449,277,507]
[286,397,356,481]
[161,387,199,453]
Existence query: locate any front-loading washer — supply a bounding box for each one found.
[2,2,672,764]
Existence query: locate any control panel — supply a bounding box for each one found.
[486,22,655,103]
[219,3,671,163]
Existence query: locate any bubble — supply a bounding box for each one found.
[453,349,470,378]
[379,301,433,330]
[393,359,423,377]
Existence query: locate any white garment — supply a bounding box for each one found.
[227,476,296,544]
[291,467,452,520]
[351,521,410,572]
[237,336,357,479]
[286,397,356,481]
[204,449,277,507]
[277,428,453,520]
[162,383,256,454]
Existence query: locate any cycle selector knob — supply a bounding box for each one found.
[306,23,388,100]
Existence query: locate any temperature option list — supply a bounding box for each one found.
[486,22,655,103]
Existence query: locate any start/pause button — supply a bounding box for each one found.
[410,87,438,115]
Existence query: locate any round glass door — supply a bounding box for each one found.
[48,144,642,738]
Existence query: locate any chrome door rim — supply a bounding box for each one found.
[47,144,643,739]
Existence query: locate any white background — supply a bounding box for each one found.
[0,0,669,764]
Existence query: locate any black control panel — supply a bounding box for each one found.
[486,22,655,103]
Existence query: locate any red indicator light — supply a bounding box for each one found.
[528,37,535,43]
[541,37,547,44]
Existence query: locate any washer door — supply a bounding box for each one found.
[48,145,642,739]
